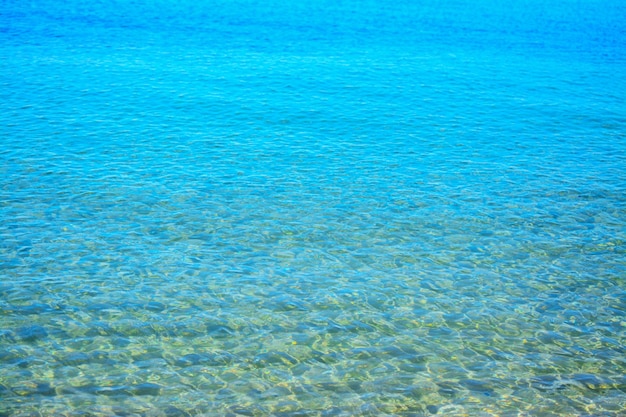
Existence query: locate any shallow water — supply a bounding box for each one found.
[1,0,625,416]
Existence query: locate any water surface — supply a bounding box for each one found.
[1,0,625,415]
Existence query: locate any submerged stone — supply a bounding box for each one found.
[16,325,48,342]
[129,382,162,396]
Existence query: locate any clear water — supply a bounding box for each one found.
[1,0,625,415]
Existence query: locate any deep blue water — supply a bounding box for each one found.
[1,0,625,416]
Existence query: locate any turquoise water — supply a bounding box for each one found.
[1,0,625,415]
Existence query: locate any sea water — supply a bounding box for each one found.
[1,0,625,415]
